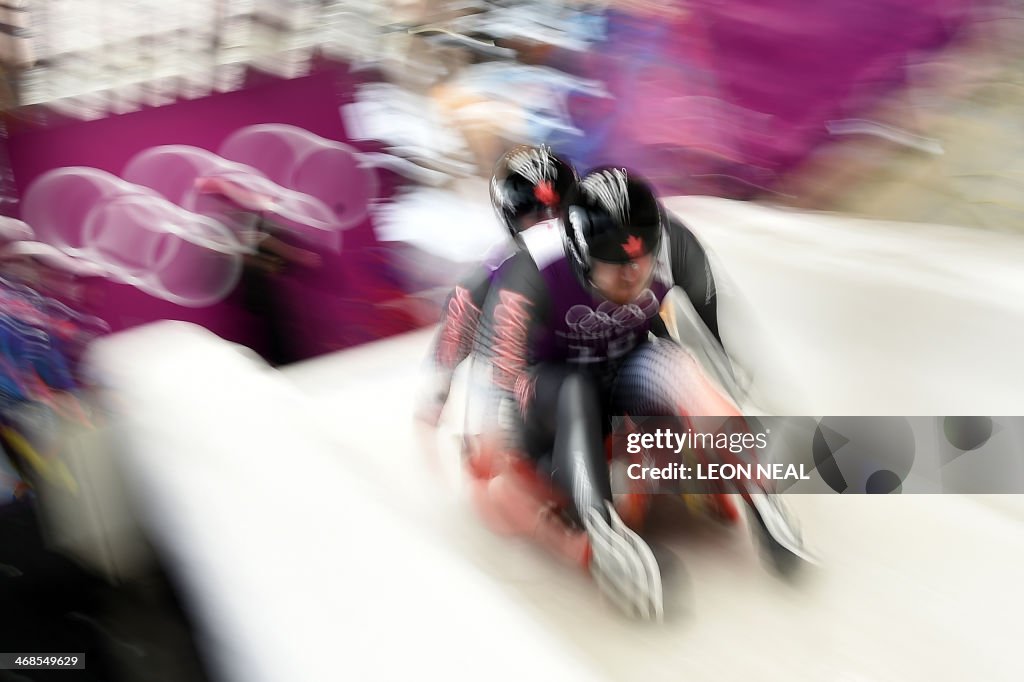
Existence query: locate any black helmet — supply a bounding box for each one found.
[562,167,663,282]
[490,145,577,239]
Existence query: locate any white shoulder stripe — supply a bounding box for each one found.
[521,218,566,270]
[654,234,673,286]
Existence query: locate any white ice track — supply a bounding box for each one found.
[88,197,1024,682]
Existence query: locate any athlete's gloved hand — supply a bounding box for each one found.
[740,488,819,575]
[584,501,664,621]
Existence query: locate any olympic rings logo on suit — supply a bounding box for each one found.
[563,289,660,339]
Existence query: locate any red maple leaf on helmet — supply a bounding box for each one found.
[533,181,558,207]
[623,235,645,258]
